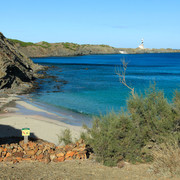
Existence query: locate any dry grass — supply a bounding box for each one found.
[151,141,180,178]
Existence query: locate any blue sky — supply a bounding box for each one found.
[1,0,180,48]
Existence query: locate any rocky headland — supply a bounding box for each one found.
[0,32,45,95]
[8,39,180,58]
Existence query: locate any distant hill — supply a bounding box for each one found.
[8,38,180,58]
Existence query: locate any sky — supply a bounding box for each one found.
[1,0,180,49]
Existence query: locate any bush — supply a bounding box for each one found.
[83,85,180,166]
[57,129,72,145]
[87,112,135,166]
[128,85,178,144]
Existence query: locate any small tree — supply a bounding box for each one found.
[115,59,135,98]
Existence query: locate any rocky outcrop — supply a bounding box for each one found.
[0,32,43,94]
[0,139,89,163]
[8,39,180,58]
[15,43,119,58]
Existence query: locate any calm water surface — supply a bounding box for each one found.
[28,53,180,125]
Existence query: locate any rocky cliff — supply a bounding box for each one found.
[0,32,43,94]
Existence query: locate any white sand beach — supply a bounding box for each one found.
[0,97,84,145]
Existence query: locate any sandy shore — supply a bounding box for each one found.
[0,95,84,145]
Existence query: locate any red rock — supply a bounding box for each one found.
[76,154,81,159]
[38,159,46,162]
[42,147,48,154]
[13,152,24,158]
[6,152,12,158]
[36,153,43,160]
[53,157,58,162]
[0,157,3,162]
[12,149,17,153]
[76,152,86,159]
[26,150,35,156]
[43,156,51,164]
[28,141,37,149]
[78,151,87,159]
[16,157,22,161]
[64,145,73,152]
[3,148,7,152]
[56,152,64,157]
[49,149,55,154]
[65,151,75,158]
[38,145,44,150]
[22,158,32,161]
[2,151,7,157]
[4,156,13,162]
[36,150,42,156]
[65,157,73,160]
[19,140,24,147]
[57,157,65,162]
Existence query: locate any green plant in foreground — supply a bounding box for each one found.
[82,85,180,167]
[57,129,72,145]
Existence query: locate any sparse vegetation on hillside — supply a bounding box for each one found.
[8,39,51,48]
[8,39,34,47]
[62,42,79,50]
[99,44,111,48]
[39,41,51,48]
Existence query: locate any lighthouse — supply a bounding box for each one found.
[138,38,144,49]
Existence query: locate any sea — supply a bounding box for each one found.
[23,53,180,126]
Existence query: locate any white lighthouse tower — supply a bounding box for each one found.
[138,38,144,49]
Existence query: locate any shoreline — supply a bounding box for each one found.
[30,51,180,59]
[0,95,84,145]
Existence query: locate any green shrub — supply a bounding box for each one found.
[84,111,146,166]
[83,85,180,166]
[128,85,178,144]
[57,129,72,145]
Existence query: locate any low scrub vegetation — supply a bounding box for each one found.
[82,85,180,168]
[57,129,72,145]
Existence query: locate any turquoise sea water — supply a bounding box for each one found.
[29,53,180,125]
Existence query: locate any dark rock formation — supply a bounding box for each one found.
[0,32,43,94]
